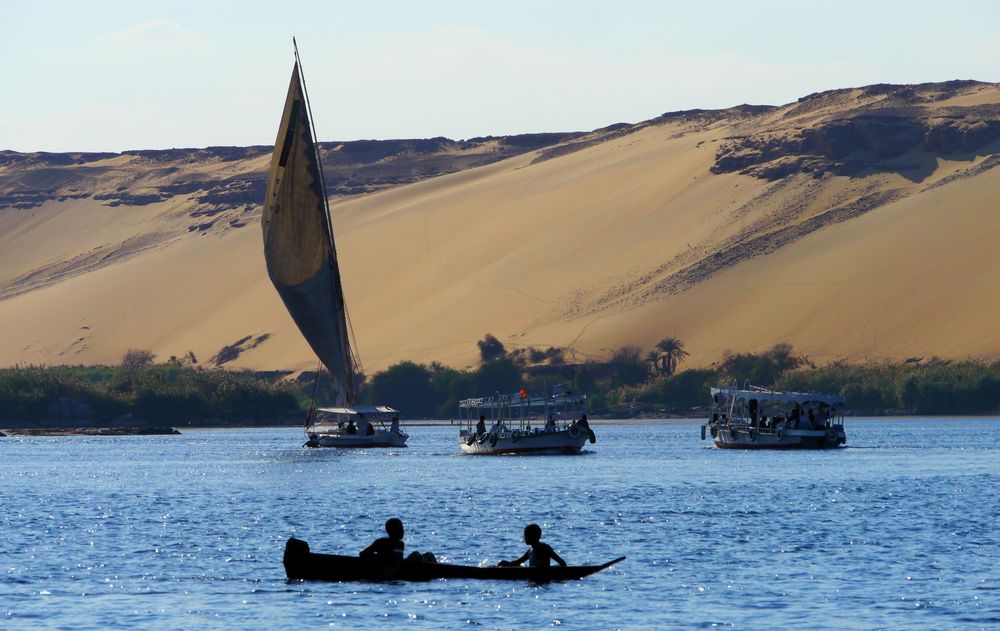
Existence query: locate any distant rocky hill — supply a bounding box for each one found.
[0,133,583,211]
[712,80,1000,180]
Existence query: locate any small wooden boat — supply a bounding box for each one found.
[283,538,624,582]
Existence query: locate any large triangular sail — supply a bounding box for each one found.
[261,60,355,406]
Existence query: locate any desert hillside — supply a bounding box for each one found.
[1,80,999,373]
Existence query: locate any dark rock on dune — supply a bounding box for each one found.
[712,90,1000,181]
[0,132,585,210]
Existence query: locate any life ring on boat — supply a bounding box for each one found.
[567,424,583,439]
[511,430,521,443]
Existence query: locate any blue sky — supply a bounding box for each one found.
[2,0,998,152]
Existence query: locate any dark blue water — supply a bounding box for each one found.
[2,419,998,629]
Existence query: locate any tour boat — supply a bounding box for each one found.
[283,538,624,582]
[702,382,846,449]
[261,41,406,449]
[304,406,408,448]
[457,388,595,455]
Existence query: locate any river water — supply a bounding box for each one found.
[2,419,998,629]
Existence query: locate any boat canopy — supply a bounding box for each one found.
[459,391,585,411]
[710,387,845,406]
[317,405,398,415]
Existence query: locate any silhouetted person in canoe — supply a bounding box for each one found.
[476,414,487,437]
[360,518,437,565]
[498,524,566,568]
[360,518,405,563]
[346,419,357,434]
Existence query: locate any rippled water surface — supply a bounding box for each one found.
[2,419,999,629]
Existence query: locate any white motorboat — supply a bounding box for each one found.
[305,405,408,448]
[457,389,595,455]
[702,382,846,449]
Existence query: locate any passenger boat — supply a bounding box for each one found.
[304,405,407,448]
[261,41,406,449]
[457,388,595,455]
[702,382,846,449]
[283,538,623,582]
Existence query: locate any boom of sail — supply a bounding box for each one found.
[261,62,355,406]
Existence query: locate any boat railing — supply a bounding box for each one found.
[712,416,842,433]
[457,391,587,432]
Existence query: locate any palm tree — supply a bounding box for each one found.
[655,337,689,377]
[645,350,663,376]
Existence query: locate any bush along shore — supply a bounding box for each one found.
[363,337,1000,418]
[4,342,1000,429]
[0,356,305,428]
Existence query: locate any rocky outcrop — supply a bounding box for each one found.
[713,83,1000,181]
[0,133,583,211]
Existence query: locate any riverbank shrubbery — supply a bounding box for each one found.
[0,363,304,425]
[775,360,1000,415]
[363,340,1000,417]
[6,344,1000,425]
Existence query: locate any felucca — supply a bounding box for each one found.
[261,41,407,448]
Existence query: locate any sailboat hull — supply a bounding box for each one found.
[307,430,408,448]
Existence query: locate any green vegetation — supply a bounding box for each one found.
[0,352,304,426]
[364,338,1000,417]
[5,340,1000,426]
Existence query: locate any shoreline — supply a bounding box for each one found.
[0,427,181,437]
[3,415,999,436]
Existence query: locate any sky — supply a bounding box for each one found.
[2,0,998,152]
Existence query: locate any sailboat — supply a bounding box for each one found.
[261,42,407,448]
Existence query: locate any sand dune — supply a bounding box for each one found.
[1,81,998,372]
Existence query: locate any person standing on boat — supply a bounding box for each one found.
[476,414,487,437]
[391,416,401,434]
[498,524,566,568]
[360,518,405,563]
[545,413,557,433]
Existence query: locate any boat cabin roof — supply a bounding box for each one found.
[459,391,585,411]
[710,387,845,406]
[316,405,398,415]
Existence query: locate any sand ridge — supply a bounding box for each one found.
[1,81,998,372]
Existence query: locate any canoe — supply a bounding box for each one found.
[283,537,624,582]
